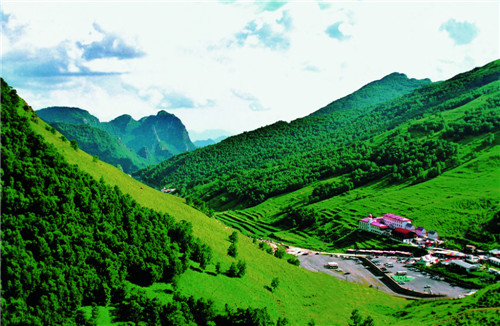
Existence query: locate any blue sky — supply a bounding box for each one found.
[1,0,498,138]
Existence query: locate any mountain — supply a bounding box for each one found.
[193,136,229,148]
[50,122,147,173]
[136,60,500,250]
[309,72,431,117]
[188,129,232,142]
[36,106,101,126]
[37,107,196,172]
[3,77,500,325]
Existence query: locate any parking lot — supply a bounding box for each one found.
[298,253,473,298]
[370,256,472,297]
[298,254,397,295]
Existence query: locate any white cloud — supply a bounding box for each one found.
[1,1,498,134]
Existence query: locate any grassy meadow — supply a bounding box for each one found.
[20,86,499,325]
[24,102,411,325]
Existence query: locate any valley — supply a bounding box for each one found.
[2,59,499,326]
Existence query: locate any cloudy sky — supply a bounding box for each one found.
[2,0,498,139]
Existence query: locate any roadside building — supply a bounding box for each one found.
[382,213,411,229]
[428,230,438,240]
[416,226,427,237]
[489,257,500,267]
[450,260,480,273]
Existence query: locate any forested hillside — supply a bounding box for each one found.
[0,79,279,325]
[309,72,431,117]
[137,60,500,209]
[3,77,499,325]
[37,107,196,173]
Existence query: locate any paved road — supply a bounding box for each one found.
[298,254,473,298]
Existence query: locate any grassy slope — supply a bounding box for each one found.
[20,91,499,325]
[217,84,500,251]
[24,104,408,325]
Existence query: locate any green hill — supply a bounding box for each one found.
[2,78,499,325]
[37,107,196,173]
[136,60,500,250]
[309,72,431,117]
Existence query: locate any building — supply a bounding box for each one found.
[370,221,389,235]
[427,230,438,240]
[358,216,389,235]
[489,257,500,267]
[391,228,416,243]
[404,223,415,231]
[382,213,411,229]
[450,260,479,273]
[416,227,427,237]
[359,217,372,232]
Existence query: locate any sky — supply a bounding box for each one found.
[1,0,499,139]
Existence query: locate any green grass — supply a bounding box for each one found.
[23,101,500,325]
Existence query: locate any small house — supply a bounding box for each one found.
[416,226,426,237]
[404,223,415,232]
[427,230,438,240]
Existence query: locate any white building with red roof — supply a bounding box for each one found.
[382,213,411,229]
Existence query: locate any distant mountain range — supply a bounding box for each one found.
[37,107,196,173]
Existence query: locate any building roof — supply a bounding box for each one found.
[360,218,372,222]
[393,227,414,235]
[451,260,478,269]
[417,227,426,231]
[490,257,500,264]
[428,230,438,234]
[383,213,411,222]
[370,221,388,229]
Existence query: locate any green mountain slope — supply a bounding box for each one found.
[136,60,500,215]
[37,107,196,173]
[3,78,499,325]
[51,122,147,173]
[36,106,100,126]
[309,72,431,117]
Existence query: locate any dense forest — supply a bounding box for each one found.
[0,79,281,325]
[136,60,500,209]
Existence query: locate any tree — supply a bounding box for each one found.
[348,309,363,326]
[227,262,239,277]
[229,231,239,243]
[227,242,238,258]
[236,260,246,277]
[274,247,286,259]
[270,277,280,292]
[70,139,78,150]
[348,309,374,326]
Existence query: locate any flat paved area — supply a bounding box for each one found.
[298,254,473,298]
[298,254,397,295]
[373,256,472,297]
